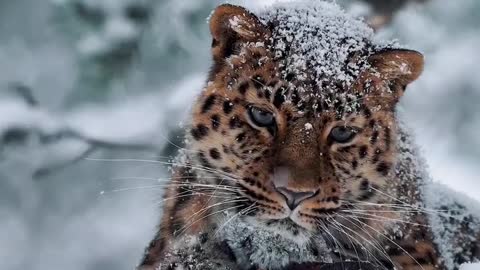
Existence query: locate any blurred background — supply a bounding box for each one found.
[0,0,479,269]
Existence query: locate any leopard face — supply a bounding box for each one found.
[187,3,423,246]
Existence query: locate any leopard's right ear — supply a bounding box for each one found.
[209,4,269,61]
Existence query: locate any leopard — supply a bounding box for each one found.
[138,2,480,270]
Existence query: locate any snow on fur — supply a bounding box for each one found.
[260,0,375,84]
[257,1,394,114]
[220,217,332,269]
[423,182,480,269]
[397,119,480,269]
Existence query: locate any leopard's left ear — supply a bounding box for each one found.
[369,49,424,86]
[355,49,424,109]
[209,4,269,61]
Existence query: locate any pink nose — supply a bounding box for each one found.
[275,186,318,210]
[272,167,318,210]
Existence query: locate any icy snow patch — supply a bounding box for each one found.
[461,263,480,270]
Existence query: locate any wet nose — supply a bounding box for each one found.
[275,187,318,210]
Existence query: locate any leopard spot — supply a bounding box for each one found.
[223,100,234,114]
[209,148,221,160]
[191,124,209,140]
[201,95,217,114]
[211,114,220,131]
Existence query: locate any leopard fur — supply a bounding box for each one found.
[138,2,480,270]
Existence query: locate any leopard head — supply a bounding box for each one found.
[187,3,423,245]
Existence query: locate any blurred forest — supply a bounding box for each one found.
[0,0,479,269]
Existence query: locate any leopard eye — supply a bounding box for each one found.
[329,126,357,143]
[248,106,275,128]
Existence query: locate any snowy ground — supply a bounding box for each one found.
[0,0,479,269]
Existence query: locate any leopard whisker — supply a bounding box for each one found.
[316,221,347,262]
[325,219,383,268]
[177,200,249,237]
[86,158,244,182]
[324,217,364,266]
[101,182,241,195]
[214,203,257,236]
[342,215,426,270]
[342,212,431,228]
[159,191,242,203]
[355,188,465,220]
[330,214,393,268]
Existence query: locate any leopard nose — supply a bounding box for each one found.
[275,187,318,210]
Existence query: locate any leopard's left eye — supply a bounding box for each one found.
[248,106,275,128]
[329,126,358,144]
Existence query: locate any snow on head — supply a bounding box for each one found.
[261,1,374,83]
[257,1,393,114]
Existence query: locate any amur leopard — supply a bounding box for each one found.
[139,2,480,270]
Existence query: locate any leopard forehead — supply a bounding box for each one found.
[260,2,377,86]
[207,1,397,117]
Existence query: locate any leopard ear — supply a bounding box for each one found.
[369,49,424,86]
[209,4,269,60]
[354,49,424,109]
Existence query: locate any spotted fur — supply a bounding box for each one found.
[139,3,480,270]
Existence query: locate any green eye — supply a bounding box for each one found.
[329,126,357,143]
[248,106,275,128]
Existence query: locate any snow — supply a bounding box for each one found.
[260,1,377,88]
[252,1,398,116]
[461,263,480,270]
[423,182,480,269]
[221,217,331,269]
